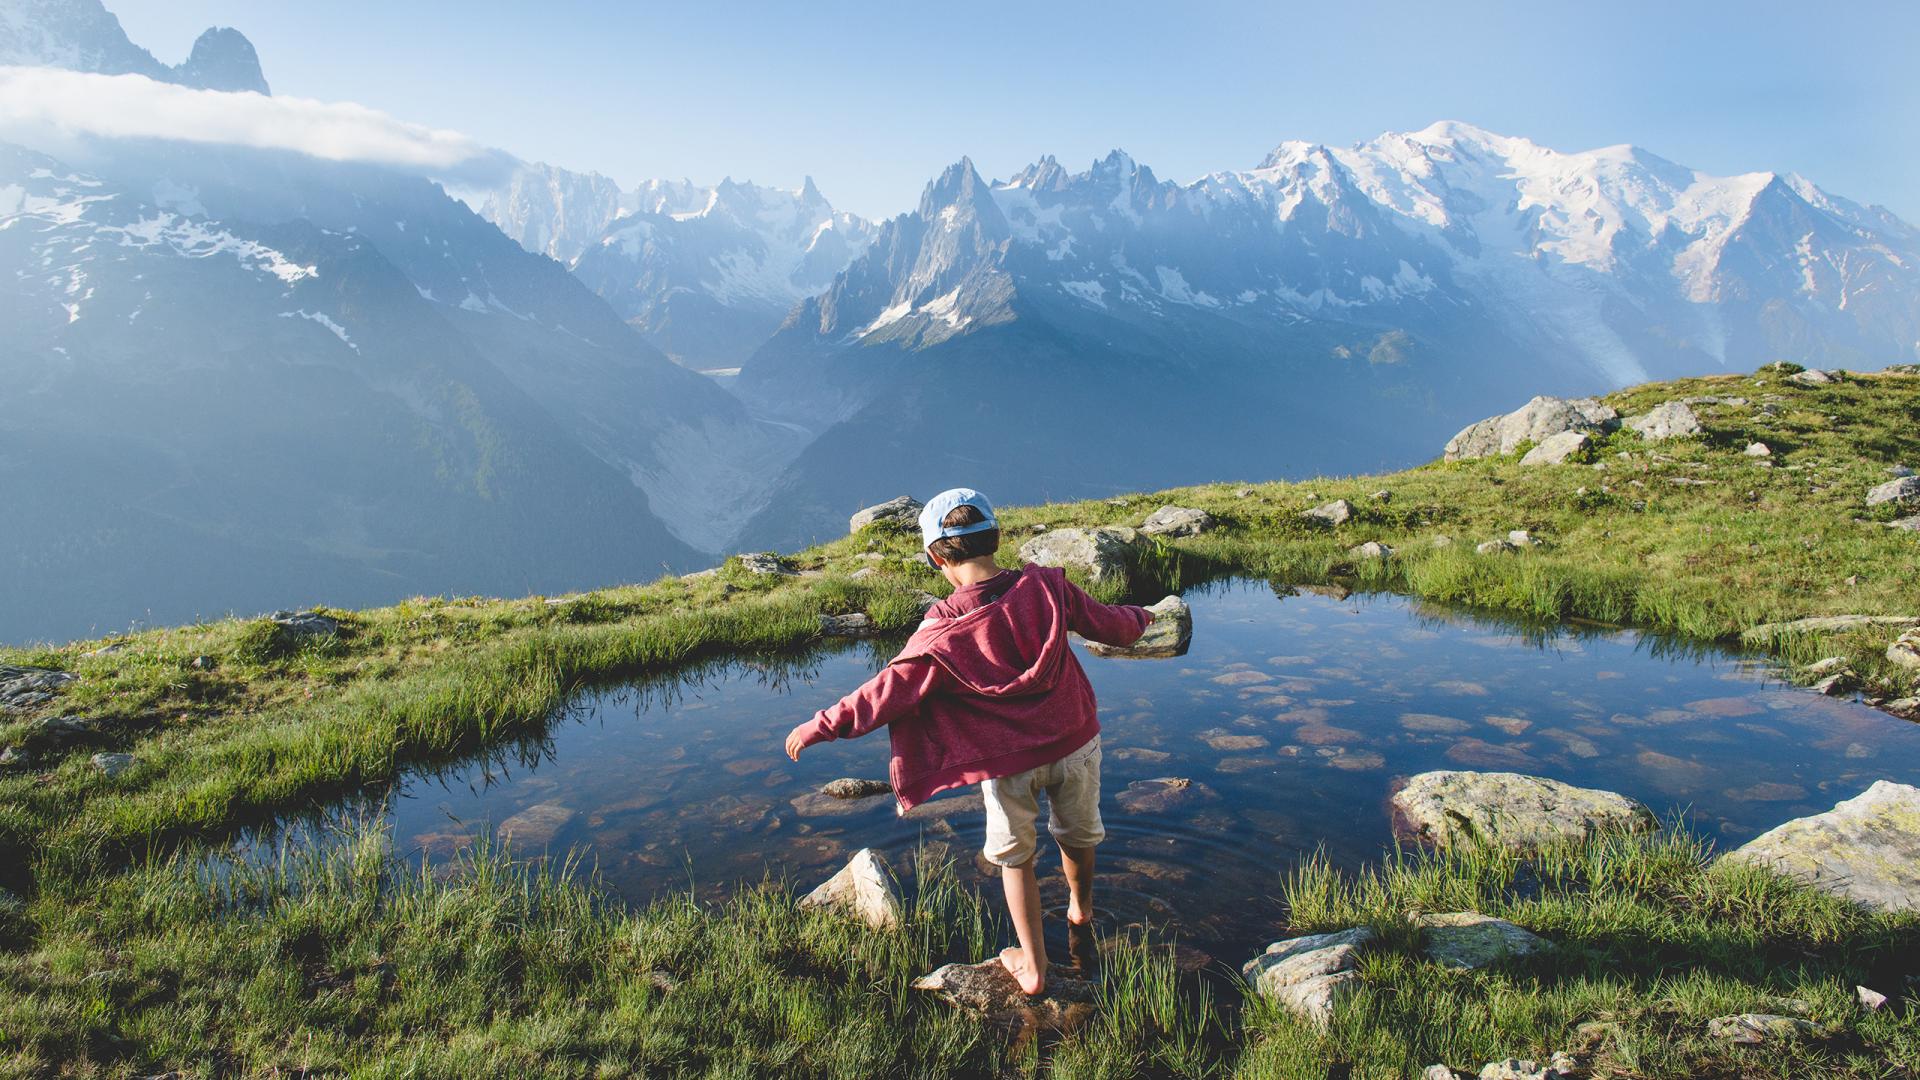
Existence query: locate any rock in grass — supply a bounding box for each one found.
[1707,1013,1823,1044]
[1867,476,1920,508]
[89,752,134,778]
[26,715,96,748]
[1391,771,1656,851]
[1721,780,1920,912]
[817,612,874,636]
[1140,505,1217,538]
[738,552,796,576]
[1891,630,1920,672]
[1858,985,1890,1011]
[911,958,1095,1034]
[800,847,900,929]
[848,495,922,533]
[1788,368,1836,386]
[495,803,575,849]
[0,666,78,711]
[1301,499,1355,526]
[1744,441,1772,457]
[1744,613,1920,641]
[821,778,892,800]
[1241,926,1373,1028]
[1519,430,1589,466]
[1476,538,1517,554]
[1087,595,1192,659]
[1017,527,1142,584]
[1347,541,1394,560]
[0,746,25,768]
[1413,912,1552,970]
[1475,1057,1578,1080]
[269,610,339,637]
[1888,514,1920,531]
[1444,396,1619,461]
[1624,401,1704,441]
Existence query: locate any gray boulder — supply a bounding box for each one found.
[1788,368,1836,386]
[1888,514,1920,532]
[1476,539,1517,555]
[495,803,575,849]
[849,496,923,533]
[1141,505,1217,538]
[1391,771,1657,851]
[1707,1014,1823,1044]
[800,848,900,929]
[269,610,339,637]
[90,752,134,778]
[1624,401,1704,441]
[1086,595,1192,659]
[1242,927,1374,1028]
[1744,441,1772,457]
[1722,780,1920,912]
[1301,499,1356,526]
[911,958,1095,1034]
[1017,527,1142,584]
[0,666,79,711]
[737,552,796,576]
[1347,541,1393,560]
[1519,430,1589,466]
[1444,397,1619,461]
[1866,476,1920,508]
[817,613,874,637]
[1413,912,1552,970]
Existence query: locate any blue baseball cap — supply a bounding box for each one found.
[918,487,998,549]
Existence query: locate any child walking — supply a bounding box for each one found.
[785,488,1154,994]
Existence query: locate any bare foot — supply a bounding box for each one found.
[1067,918,1098,975]
[1066,904,1092,927]
[998,945,1046,996]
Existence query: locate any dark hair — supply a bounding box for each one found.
[927,503,999,562]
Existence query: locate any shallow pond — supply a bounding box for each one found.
[311,579,1920,961]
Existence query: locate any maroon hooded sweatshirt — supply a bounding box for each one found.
[796,563,1152,811]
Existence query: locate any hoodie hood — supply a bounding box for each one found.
[898,567,1072,698]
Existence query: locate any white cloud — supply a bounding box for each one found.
[0,66,506,178]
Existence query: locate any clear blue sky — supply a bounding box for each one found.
[113,0,1920,223]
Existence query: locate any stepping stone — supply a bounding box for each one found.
[1413,912,1552,970]
[1391,770,1656,851]
[799,848,900,929]
[911,958,1095,1036]
[1241,926,1373,1028]
[1086,595,1192,659]
[1721,780,1920,912]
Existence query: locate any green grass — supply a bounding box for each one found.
[2,364,1918,1076]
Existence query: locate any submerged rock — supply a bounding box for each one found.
[821,778,893,800]
[1444,396,1619,461]
[848,495,923,533]
[495,803,575,849]
[1624,401,1704,441]
[911,958,1095,1034]
[1017,527,1142,584]
[1116,777,1216,814]
[1414,912,1553,970]
[1391,770,1656,851]
[1086,595,1192,659]
[1140,505,1217,538]
[1241,926,1373,1028]
[800,848,900,929]
[1519,430,1590,466]
[1722,780,1920,912]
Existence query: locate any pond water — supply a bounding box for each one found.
[308,579,1920,962]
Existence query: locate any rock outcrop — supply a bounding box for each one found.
[1086,594,1192,659]
[1867,476,1920,508]
[1413,912,1552,970]
[1017,527,1142,584]
[0,666,78,711]
[1391,771,1656,851]
[1623,401,1704,441]
[1722,780,1920,912]
[737,552,797,576]
[1140,505,1217,538]
[1301,499,1355,525]
[1519,430,1589,466]
[848,496,923,533]
[1241,927,1373,1027]
[270,610,339,637]
[799,848,901,929]
[1887,629,1920,671]
[1444,397,1619,461]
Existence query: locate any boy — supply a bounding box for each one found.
[784,488,1154,995]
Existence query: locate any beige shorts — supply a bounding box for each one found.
[980,735,1105,867]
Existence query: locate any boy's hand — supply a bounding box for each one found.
[784,724,811,761]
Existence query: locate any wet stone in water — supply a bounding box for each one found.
[821,777,893,800]
[1116,777,1217,814]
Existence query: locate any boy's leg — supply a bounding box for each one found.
[999,855,1047,995]
[1045,736,1105,928]
[1059,844,1096,926]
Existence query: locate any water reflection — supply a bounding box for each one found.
[247,579,1920,962]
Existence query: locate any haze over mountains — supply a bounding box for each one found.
[4,0,1917,643]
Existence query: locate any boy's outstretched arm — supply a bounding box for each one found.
[1063,578,1154,648]
[785,657,946,760]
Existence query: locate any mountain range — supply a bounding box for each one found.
[3,0,1917,643]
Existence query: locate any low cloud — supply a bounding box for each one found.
[0,66,511,181]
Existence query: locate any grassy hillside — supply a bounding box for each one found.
[2,364,1917,1077]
